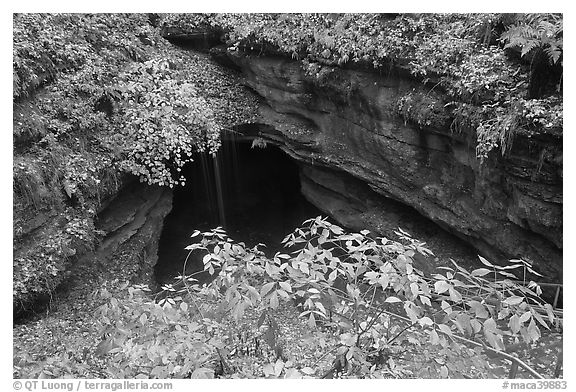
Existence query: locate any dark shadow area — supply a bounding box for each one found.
[154,140,322,285]
[163,32,222,52]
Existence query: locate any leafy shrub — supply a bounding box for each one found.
[114,57,221,187]
[94,217,556,378]
[13,208,97,310]
[499,13,562,99]
[94,284,219,378]
[500,14,563,67]
[13,14,155,100]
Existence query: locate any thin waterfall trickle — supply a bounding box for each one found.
[213,153,227,228]
[227,133,241,196]
[155,139,323,285]
[199,152,216,220]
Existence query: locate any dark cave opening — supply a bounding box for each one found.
[154,139,322,285]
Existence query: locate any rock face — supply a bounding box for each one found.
[220,52,562,280]
[14,179,172,317]
[87,180,173,287]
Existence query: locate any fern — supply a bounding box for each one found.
[545,44,562,65]
[500,14,562,65]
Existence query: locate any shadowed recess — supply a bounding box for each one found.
[154,139,322,284]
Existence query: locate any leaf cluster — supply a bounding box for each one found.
[114,58,222,187]
[500,14,563,66]
[124,216,557,378]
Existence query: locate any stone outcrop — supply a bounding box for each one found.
[14,179,172,317]
[84,181,173,287]
[298,164,483,276]
[219,51,562,280]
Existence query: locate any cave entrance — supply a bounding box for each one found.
[155,139,321,285]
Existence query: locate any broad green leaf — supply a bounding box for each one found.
[500,263,523,270]
[315,301,327,316]
[483,317,497,333]
[336,346,348,356]
[496,270,518,279]
[456,313,472,336]
[346,346,356,360]
[440,365,449,378]
[279,281,292,292]
[531,309,550,330]
[329,225,344,235]
[308,312,316,328]
[263,363,275,377]
[300,367,315,375]
[448,288,462,302]
[471,268,492,277]
[527,319,541,342]
[410,282,419,297]
[419,295,432,307]
[274,359,284,376]
[385,296,401,303]
[441,300,452,315]
[257,311,267,328]
[270,291,279,309]
[544,304,555,324]
[503,296,524,306]
[438,323,452,336]
[508,314,521,333]
[419,316,434,326]
[405,306,419,323]
[261,282,276,297]
[434,280,450,294]
[151,365,168,378]
[340,333,357,346]
[328,269,338,282]
[468,300,489,319]
[478,255,494,268]
[284,368,302,379]
[519,311,532,323]
[526,265,543,277]
[378,274,390,290]
[470,318,482,333]
[277,289,290,299]
[419,281,431,296]
[190,368,214,379]
[406,263,414,275]
[484,330,504,350]
[449,258,470,275]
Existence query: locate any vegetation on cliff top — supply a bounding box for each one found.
[163,13,563,160]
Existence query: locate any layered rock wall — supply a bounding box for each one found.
[222,52,562,280]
